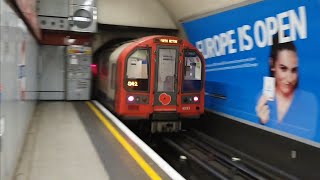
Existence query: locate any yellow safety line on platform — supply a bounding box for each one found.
[86,101,162,180]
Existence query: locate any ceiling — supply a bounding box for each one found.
[158,0,261,23]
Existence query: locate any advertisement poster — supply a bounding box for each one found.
[182,0,320,142]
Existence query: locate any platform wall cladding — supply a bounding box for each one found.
[0,1,39,180]
[182,0,320,144]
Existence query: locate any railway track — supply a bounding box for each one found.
[161,129,298,180]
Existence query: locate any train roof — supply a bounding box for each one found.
[134,35,183,44]
[95,35,197,64]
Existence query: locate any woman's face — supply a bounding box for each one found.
[272,50,298,96]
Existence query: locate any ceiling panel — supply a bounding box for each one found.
[97,0,177,29]
[158,0,261,22]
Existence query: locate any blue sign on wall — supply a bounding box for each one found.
[183,0,320,142]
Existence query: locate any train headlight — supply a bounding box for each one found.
[128,96,134,102]
[193,96,199,102]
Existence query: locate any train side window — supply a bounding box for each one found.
[125,49,149,91]
[183,51,203,92]
[111,63,116,89]
[99,50,111,76]
[101,59,108,75]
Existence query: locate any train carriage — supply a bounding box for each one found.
[96,35,205,132]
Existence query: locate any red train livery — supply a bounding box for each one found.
[95,35,205,132]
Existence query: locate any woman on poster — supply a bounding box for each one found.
[255,35,318,139]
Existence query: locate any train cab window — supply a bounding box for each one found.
[183,51,203,92]
[125,49,149,91]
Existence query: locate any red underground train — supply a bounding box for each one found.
[95,35,205,132]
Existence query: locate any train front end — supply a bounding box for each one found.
[117,36,205,133]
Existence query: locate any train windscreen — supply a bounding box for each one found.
[183,51,202,92]
[125,49,149,91]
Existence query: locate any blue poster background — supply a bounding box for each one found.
[183,0,320,142]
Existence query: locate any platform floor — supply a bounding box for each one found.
[13,101,173,180]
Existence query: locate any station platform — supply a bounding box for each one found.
[13,101,184,180]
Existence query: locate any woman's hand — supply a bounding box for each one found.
[256,95,270,124]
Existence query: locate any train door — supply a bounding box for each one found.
[154,46,179,111]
